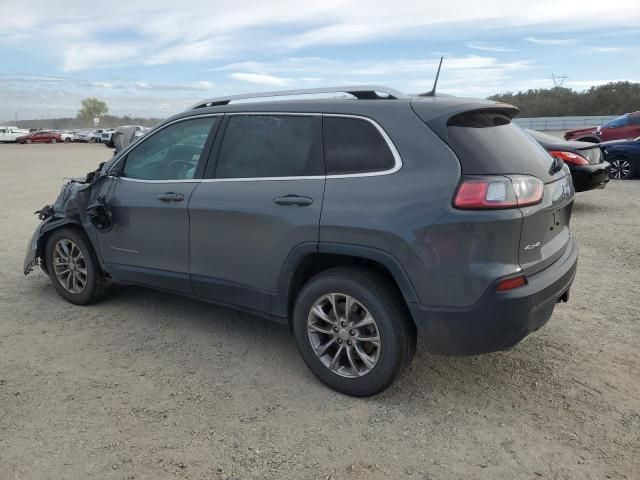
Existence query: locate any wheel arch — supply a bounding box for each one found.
[35,219,91,274]
[275,242,419,321]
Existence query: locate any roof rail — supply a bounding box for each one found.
[189,85,408,109]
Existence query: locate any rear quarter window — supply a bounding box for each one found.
[323,116,395,175]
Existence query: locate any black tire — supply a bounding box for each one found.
[50,138,57,144]
[64,137,71,143]
[26,138,32,144]
[89,137,96,144]
[45,227,107,305]
[292,266,416,397]
[609,156,634,180]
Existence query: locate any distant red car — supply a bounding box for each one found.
[564,112,640,143]
[16,131,62,144]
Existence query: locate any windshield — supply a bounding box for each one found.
[602,114,629,129]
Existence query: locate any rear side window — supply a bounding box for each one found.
[323,117,395,175]
[215,115,323,178]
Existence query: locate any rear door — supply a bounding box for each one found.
[97,115,220,292]
[188,113,325,312]
[443,110,574,275]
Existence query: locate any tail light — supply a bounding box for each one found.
[548,150,589,166]
[496,275,527,292]
[453,175,543,210]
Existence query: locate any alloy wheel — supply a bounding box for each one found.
[610,158,631,179]
[53,239,88,294]
[307,293,381,378]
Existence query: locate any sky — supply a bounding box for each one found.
[1,0,639,120]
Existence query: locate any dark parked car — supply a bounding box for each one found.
[564,111,640,143]
[16,130,62,144]
[527,129,610,191]
[23,86,578,396]
[599,136,640,179]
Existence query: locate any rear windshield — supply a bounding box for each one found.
[446,111,556,182]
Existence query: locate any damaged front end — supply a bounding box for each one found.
[23,163,113,275]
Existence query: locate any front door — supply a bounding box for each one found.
[188,114,325,312]
[97,115,220,293]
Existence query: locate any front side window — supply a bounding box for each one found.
[323,116,396,175]
[214,115,323,178]
[123,117,218,180]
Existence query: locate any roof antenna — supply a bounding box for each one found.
[419,56,443,97]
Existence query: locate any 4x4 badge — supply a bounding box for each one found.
[524,242,541,251]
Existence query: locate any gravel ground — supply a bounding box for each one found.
[1,143,638,480]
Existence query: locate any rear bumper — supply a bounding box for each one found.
[571,162,610,192]
[408,238,578,356]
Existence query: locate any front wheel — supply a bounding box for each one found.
[26,138,32,144]
[45,228,107,305]
[609,157,633,180]
[64,137,71,143]
[50,138,57,144]
[292,266,416,397]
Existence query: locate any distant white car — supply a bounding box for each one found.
[59,130,77,143]
[0,126,29,142]
[73,130,96,142]
[99,129,115,144]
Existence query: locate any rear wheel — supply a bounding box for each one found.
[50,138,57,144]
[292,266,416,397]
[609,157,633,180]
[64,137,71,143]
[45,228,107,305]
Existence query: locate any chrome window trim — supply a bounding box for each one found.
[111,112,402,183]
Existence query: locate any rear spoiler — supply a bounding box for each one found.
[411,99,519,142]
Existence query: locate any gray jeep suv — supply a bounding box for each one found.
[24,86,578,396]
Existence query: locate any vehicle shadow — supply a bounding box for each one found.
[571,198,610,213]
[21,273,564,410]
[97,284,559,408]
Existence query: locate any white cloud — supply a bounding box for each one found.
[2,1,640,71]
[229,73,293,86]
[63,43,140,71]
[465,42,516,52]
[524,36,578,46]
[591,47,630,53]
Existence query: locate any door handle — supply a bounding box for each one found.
[157,192,184,202]
[273,195,313,206]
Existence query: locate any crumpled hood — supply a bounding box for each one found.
[47,179,94,219]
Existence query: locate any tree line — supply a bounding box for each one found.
[15,98,161,130]
[489,81,640,118]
